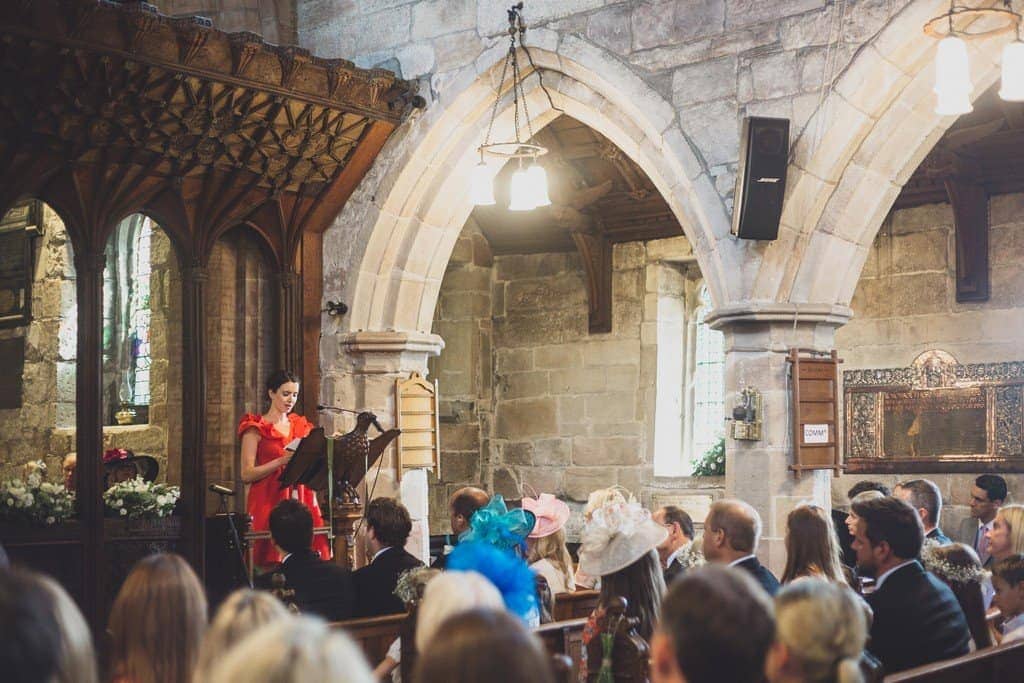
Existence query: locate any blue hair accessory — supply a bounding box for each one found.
[448,540,539,622]
[459,494,536,552]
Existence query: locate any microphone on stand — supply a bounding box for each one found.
[317,404,344,412]
[209,483,235,496]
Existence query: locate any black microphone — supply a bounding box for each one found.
[317,404,344,412]
[209,483,235,496]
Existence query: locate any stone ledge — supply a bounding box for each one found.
[341,330,445,356]
[705,302,853,329]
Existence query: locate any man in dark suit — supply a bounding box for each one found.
[431,486,489,569]
[894,479,952,545]
[353,497,423,617]
[264,499,354,621]
[851,495,971,674]
[702,499,780,596]
[653,505,695,585]
[956,474,1007,567]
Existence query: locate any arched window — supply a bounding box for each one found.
[691,284,724,462]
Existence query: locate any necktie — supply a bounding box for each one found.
[977,524,990,564]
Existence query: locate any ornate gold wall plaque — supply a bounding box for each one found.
[844,350,1024,473]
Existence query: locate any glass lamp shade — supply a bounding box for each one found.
[470,162,495,205]
[1000,40,1024,102]
[524,163,551,208]
[934,36,972,95]
[935,87,973,116]
[508,166,536,211]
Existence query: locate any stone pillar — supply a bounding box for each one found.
[321,330,444,565]
[709,306,850,575]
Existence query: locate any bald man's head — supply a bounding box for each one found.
[703,499,762,562]
[449,486,490,535]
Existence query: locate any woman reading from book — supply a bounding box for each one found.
[239,369,330,568]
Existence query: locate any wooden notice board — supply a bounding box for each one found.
[394,372,440,480]
[788,349,842,478]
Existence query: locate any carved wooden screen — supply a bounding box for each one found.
[844,350,1024,473]
[789,349,842,478]
[394,372,440,480]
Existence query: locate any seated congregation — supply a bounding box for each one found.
[4,474,1024,683]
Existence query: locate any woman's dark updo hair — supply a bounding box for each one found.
[266,370,299,393]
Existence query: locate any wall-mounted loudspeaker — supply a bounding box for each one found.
[731,116,789,241]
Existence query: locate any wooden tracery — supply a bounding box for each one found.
[0,0,417,631]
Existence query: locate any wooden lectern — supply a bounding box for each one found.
[278,415,400,568]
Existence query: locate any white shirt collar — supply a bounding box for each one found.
[979,518,995,531]
[728,554,757,568]
[371,546,391,563]
[874,559,916,590]
[665,541,691,568]
[281,552,292,564]
[1003,612,1024,635]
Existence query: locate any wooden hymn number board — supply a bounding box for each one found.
[394,372,441,481]
[788,349,842,478]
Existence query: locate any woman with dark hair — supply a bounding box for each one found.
[239,369,329,567]
[413,608,556,683]
[578,500,667,644]
[921,542,993,649]
[782,504,852,586]
[108,553,207,683]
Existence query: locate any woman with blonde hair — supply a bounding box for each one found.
[193,589,289,682]
[37,574,97,683]
[523,493,575,593]
[986,504,1024,563]
[766,578,867,683]
[781,504,850,586]
[206,615,373,683]
[108,553,207,683]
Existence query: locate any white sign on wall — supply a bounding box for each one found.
[803,424,829,444]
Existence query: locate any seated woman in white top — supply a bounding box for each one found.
[523,493,575,594]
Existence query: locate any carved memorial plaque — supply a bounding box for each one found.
[844,350,1024,473]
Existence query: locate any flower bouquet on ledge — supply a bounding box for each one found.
[103,477,180,519]
[691,437,726,476]
[0,460,76,526]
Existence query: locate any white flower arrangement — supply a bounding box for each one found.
[0,460,76,526]
[103,477,179,519]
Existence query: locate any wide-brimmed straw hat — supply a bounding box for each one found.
[577,501,668,577]
[522,493,571,539]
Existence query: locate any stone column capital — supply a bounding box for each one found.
[337,330,445,374]
[704,302,852,330]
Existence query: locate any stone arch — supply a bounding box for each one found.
[755,0,1007,314]
[331,37,732,336]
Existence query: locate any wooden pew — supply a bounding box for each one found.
[332,612,407,666]
[883,639,1024,682]
[336,612,590,682]
[553,589,600,621]
[535,618,588,682]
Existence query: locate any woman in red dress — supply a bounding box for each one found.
[238,369,331,568]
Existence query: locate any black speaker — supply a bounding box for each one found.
[731,116,789,240]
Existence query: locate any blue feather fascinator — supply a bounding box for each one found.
[448,540,539,622]
[458,494,536,551]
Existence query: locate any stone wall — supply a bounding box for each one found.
[0,205,77,482]
[160,0,296,44]
[834,193,1024,529]
[427,219,724,532]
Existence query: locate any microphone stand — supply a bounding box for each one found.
[215,489,253,589]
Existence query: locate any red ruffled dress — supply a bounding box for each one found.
[238,412,331,567]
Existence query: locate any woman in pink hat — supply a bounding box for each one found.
[522,493,576,594]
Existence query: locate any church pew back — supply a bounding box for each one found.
[553,589,600,621]
[883,639,1024,683]
[535,617,588,681]
[333,612,407,666]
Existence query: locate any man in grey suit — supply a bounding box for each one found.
[956,475,1007,567]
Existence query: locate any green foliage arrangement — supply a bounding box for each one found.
[691,437,726,476]
[0,460,76,525]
